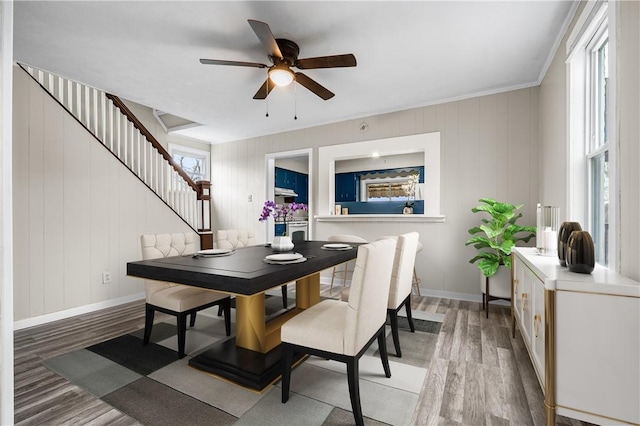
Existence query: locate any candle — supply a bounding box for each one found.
[543,227,557,254]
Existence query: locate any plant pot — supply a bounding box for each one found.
[272,235,294,252]
[403,206,414,215]
[480,267,511,299]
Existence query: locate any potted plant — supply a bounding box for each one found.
[465,198,536,316]
[402,173,420,214]
[259,200,307,251]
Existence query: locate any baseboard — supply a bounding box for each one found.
[13,292,145,331]
[319,276,509,306]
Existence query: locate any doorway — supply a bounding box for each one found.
[265,148,313,242]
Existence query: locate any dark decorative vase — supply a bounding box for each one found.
[566,230,595,274]
[557,222,582,267]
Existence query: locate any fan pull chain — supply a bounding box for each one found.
[294,77,297,120]
[265,83,269,117]
[265,76,271,117]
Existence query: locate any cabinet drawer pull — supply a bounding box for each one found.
[534,314,541,337]
[513,279,519,293]
[521,293,528,311]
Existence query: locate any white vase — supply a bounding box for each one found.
[403,206,414,215]
[272,235,294,252]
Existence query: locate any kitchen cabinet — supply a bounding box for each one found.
[275,167,297,190]
[275,167,308,204]
[296,173,308,204]
[335,172,357,202]
[511,247,639,425]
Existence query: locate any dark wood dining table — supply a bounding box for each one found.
[127,240,360,390]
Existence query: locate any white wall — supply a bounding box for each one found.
[211,87,540,298]
[12,67,195,322]
[0,1,13,423]
[617,0,640,280]
[335,152,423,173]
[122,99,211,154]
[540,1,640,281]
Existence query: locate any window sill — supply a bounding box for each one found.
[315,214,446,223]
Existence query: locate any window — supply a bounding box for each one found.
[587,33,609,266]
[169,143,210,182]
[364,179,413,202]
[567,1,615,268]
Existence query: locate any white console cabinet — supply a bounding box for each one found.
[511,247,640,425]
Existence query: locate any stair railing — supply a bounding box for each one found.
[20,64,209,233]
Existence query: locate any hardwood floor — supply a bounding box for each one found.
[13,292,590,425]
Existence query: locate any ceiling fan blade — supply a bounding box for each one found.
[295,72,335,100]
[295,54,357,70]
[252,78,276,100]
[248,19,283,59]
[200,58,267,68]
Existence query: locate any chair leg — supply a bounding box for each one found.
[330,267,337,290]
[377,327,392,378]
[143,304,155,345]
[217,305,223,316]
[281,344,293,403]
[404,297,416,333]
[177,313,188,359]
[346,357,364,426]
[412,266,421,296]
[342,262,349,287]
[223,298,231,337]
[281,285,288,309]
[389,310,402,358]
[190,312,197,328]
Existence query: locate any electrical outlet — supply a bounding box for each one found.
[102,270,112,284]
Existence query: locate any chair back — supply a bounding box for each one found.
[140,232,198,300]
[387,232,420,309]
[343,238,396,355]
[215,229,256,249]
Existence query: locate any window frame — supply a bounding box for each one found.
[168,143,210,183]
[566,0,617,270]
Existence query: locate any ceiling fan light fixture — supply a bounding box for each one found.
[269,65,294,87]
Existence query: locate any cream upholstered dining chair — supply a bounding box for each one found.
[328,234,368,291]
[385,232,420,357]
[215,229,289,309]
[140,232,231,359]
[281,238,397,426]
[341,232,420,358]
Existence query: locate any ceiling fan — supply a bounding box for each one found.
[199,19,357,101]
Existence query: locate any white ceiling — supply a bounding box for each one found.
[13,1,576,144]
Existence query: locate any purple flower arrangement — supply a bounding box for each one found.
[259,200,307,223]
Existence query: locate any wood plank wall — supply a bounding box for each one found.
[12,67,194,323]
[210,87,540,300]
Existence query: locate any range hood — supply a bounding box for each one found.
[275,187,298,197]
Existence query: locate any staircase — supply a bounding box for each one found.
[19,64,209,234]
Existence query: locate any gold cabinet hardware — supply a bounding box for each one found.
[534,314,541,337]
[522,293,528,311]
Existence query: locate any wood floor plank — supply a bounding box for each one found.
[439,360,466,423]
[412,357,449,426]
[462,361,485,425]
[497,347,534,425]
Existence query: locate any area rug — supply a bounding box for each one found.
[43,298,441,426]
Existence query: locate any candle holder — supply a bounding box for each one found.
[536,205,560,257]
